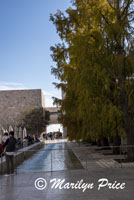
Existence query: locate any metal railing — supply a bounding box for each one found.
[1,144,134,175]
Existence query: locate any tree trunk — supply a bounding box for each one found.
[113,117,121,155]
[121,87,134,161]
[126,129,134,161]
[113,135,121,155]
[114,0,134,161]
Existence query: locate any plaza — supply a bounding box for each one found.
[0,141,134,200]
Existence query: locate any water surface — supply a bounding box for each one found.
[17,143,83,172]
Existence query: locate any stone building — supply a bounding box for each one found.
[0,89,45,142]
[46,107,60,125]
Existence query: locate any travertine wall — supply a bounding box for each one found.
[46,107,60,124]
[0,89,45,129]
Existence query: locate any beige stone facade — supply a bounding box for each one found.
[46,107,60,124]
[0,89,45,130]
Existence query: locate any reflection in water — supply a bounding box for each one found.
[17,143,83,172]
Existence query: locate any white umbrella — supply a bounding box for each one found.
[9,125,13,132]
[14,126,18,138]
[23,127,27,139]
[19,127,23,140]
[1,127,5,133]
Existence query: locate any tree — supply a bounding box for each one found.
[18,108,50,136]
[51,0,134,160]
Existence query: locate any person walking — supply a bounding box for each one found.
[2,131,17,176]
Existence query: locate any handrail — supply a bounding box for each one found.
[15,144,134,152]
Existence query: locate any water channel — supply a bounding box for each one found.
[17,143,83,173]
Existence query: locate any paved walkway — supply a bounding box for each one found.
[0,142,134,200]
[68,142,134,169]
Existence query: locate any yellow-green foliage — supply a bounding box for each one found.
[51,0,134,143]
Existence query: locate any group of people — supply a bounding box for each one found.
[0,132,40,176]
[23,135,40,146]
[43,132,53,140]
[42,131,62,140]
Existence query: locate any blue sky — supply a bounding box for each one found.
[0,0,71,107]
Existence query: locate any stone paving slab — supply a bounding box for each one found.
[0,167,134,200]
